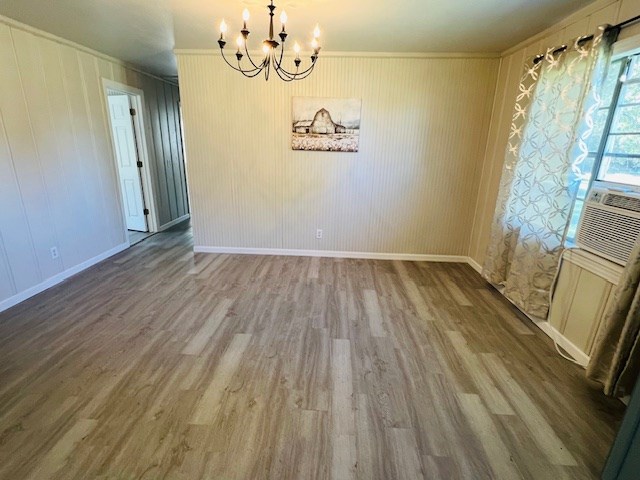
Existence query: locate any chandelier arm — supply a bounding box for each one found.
[274,60,297,82]
[240,57,268,75]
[239,53,270,78]
[219,49,247,72]
[273,63,302,79]
[273,37,308,80]
[267,55,274,80]
[276,65,302,82]
[277,39,286,66]
[261,55,271,81]
[272,63,297,82]
[281,62,317,81]
[274,57,318,78]
[221,48,266,76]
[236,49,268,74]
[272,55,304,82]
[293,63,318,80]
[240,64,269,78]
[243,43,263,70]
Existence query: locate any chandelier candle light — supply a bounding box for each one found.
[217,1,321,81]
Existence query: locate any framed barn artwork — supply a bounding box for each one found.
[292,97,362,152]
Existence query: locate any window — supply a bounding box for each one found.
[597,56,640,186]
[566,53,640,242]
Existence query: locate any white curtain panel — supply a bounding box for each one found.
[483,26,618,318]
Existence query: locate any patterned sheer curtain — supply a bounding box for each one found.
[482,26,618,318]
[587,241,640,397]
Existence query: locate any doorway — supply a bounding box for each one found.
[103,80,158,246]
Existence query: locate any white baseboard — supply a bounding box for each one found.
[486,283,590,367]
[0,242,129,314]
[467,257,483,274]
[523,314,590,367]
[194,245,471,263]
[158,214,190,232]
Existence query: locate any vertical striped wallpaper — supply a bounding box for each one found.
[177,53,499,255]
[0,18,187,307]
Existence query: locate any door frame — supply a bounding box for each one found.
[102,79,159,238]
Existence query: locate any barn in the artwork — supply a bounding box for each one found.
[292,97,361,152]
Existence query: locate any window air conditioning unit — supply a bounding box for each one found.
[576,187,640,266]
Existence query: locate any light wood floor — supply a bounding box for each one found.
[128,229,155,246]
[0,225,625,479]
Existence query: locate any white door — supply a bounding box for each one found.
[108,94,147,232]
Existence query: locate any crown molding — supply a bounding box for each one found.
[173,48,500,59]
[501,0,620,57]
[0,14,177,86]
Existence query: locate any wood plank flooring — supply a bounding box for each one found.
[128,229,155,246]
[0,224,626,479]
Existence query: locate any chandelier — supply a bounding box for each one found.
[217,1,321,81]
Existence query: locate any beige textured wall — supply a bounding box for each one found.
[177,53,498,256]
[0,17,186,309]
[469,0,640,267]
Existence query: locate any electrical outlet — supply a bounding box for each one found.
[316,229,323,240]
[50,247,59,259]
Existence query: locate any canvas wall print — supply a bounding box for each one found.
[292,97,362,152]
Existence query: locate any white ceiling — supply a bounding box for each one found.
[0,0,595,78]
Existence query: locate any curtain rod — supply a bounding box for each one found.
[533,13,640,64]
[616,13,640,30]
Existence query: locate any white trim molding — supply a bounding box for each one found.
[102,78,160,234]
[194,245,470,263]
[0,243,128,314]
[613,32,640,59]
[489,281,591,367]
[500,0,621,56]
[174,49,501,59]
[159,214,191,232]
[533,318,591,367]
[467,257,483,274]
[0,14,175,86]
[563,248,624,285]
